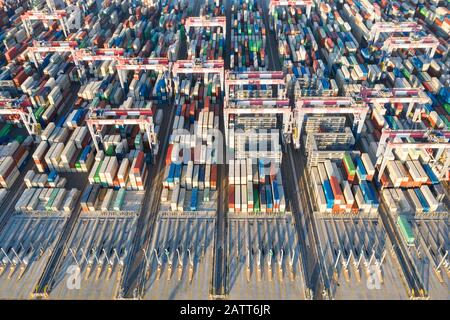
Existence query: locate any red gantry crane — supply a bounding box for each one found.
[360,87,431,119]
[28,40,81,73]
[293,97,369,149]
[185,16,227,43]
[368,22,423,43]
[224,98,292,145]
[172,58,225,93]
[21,10,70,38]
[377,129,450,181]
[268,0,314,18]
[116,57,171,93]
[381,35,440,58]
[0,96,41,139]
[86,108,158,155]
[224,70,286,106]
[72,47,124,83]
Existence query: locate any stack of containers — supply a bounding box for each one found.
[24,170,67,188]
[187,16,224,60]
[310,155,379,214]
[162,76,221,212]
[15,178,80,214]
[271,4,332,91]
[162,8,222,212]
[88,150,147,191]
[32,114,94,173]
[382,183,445,216]
[230,0,267,71]
[0,136,33,188]
[228,158,285,214]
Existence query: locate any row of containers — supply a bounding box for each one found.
[162,74,222,212]
[32,111,94,173]
[161,2,225,213]
[79,145,148,214]
[381,184,446,217]
[267,0,450,218]
[15,168,80,214]
[186,0,225,61]
[76,66,169,105]
[228,158,286,214]
[187,24,224,60]
[362,113,448,186]
[230,0,267,71]
[309,154,379,215]
[0,136,33,188]
[88,150,147,191]
[274,0,449,112]
[72,0,196,215]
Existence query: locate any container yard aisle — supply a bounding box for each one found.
[210,0,229,299]
[119,91,178,299]
[261,0,326,299]
[377,201,428,297]
[211,83,227,298]
[120,0,205,299]
[142,216,216,299]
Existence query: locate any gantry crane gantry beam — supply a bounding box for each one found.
[116,57,171,92]
[172,58,225,93]
[268,0,314,18]
[21,10,70,38]
[224,98,292,144]
[225,70,286,106]
[377,129,450,181]
[28,40,81,71]
[73,48,125,61]
[185,16,227,43]
[360,87,431,118]
[382,35,440,58]
[369,22,423,43]
[293,97,369,149]
[86,108,158,155]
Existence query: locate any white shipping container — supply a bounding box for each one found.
[171,185,180,211]
[407,189,423,214]
[419,186,438,212]
[342,181,354,205]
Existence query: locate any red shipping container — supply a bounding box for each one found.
[134,151,145,174]
[229,185,235,210]
[204,97,210,111]
[380,173,390,188]
[210,164,217,190]
[330,176,344,200]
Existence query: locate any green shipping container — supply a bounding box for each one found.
[45,188,60,211]
[105,145,115,156]
[114,188,126,210]
[443,103,450,115]
[397,215,415,246]
[94,160,103,184]
[0,123,13,137]
[253,187,260,213]
[343,152,356,176]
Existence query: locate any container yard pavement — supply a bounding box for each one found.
[142,216,215,299]
[48,217,137,299]
[226,216,306,300]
